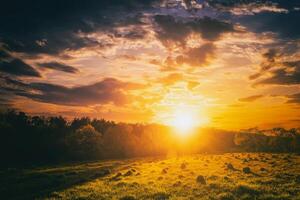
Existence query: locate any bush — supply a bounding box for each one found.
[242,167,251,174]
[196,175,206,185]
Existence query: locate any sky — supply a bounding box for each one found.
[0,0,300,130]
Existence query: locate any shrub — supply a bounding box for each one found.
[196,175,206,185]
[243,167,251,174]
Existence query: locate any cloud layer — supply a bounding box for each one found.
[0,0,299,128]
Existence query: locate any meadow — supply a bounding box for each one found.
[2,153,300,200]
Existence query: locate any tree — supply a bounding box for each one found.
[66,125,103,160]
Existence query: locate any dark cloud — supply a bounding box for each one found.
[36,62,79,74]
[157,43,216,70]
[286,93,300,104]
[176,43,215,67]
[239,95,264,102]
[0,76,30,98]
[188,17,235,40]
[0,49,40,77]
[1,0,298,57]
[257,68,300,85]
[263,49,278,62]
[269,0,300,10]
[0,75,28,110]
[255,58,300,85]
[249,72,262,80]
[154,15,235,46]
[249,49,279,80]
[12,78,146,106]
[209,0,299,13]
[0,75,146,107]
[250,46,300,86]
[208,1,300,40]
[210,1,300,87]
[0,0,157,108]
[0,82,15,109]
[113,27,147,40]
[2,35,100,56]
[0,49,10,59]
[283,60,300,68]
[153,14,234,70]
[0,0,159,56]
[239,11,300,40]
[154,15,191,46]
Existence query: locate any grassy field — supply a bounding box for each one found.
[1,153,300,200]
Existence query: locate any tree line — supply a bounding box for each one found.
[0,110,299,167]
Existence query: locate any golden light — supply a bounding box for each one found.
[169,110,198,135]
[162,107,209,137]
[152,85,210,136]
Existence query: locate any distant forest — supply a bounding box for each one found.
[1,110,300,167]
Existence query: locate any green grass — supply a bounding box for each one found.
[1,153,300,199]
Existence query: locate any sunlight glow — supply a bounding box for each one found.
[152,86,210,135]
[163,107,209,137]
[170,110,198,135]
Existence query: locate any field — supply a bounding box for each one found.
[1,153,300,200]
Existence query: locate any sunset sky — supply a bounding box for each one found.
[0,0,300,130]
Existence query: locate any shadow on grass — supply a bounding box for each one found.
[0,161,117,200]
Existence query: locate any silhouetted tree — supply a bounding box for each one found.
[0,110,300,167]
[66,125,103,160]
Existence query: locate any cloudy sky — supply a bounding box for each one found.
[0,0,300,130]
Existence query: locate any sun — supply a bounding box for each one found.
[160,106,210,137]
[153,101,210,137]
[170,110,198,135]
